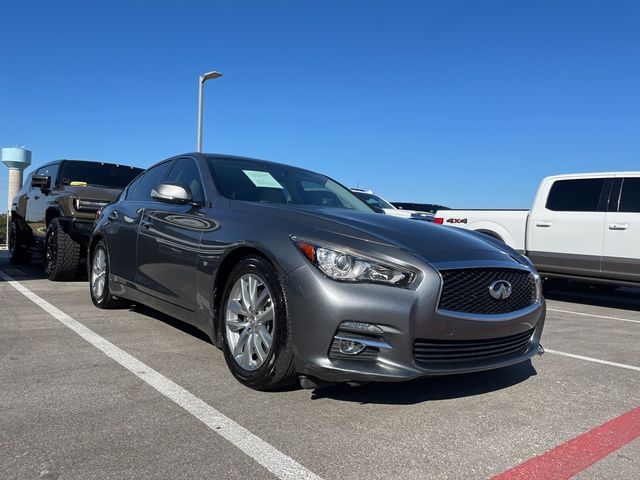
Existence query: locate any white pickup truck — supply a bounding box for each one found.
[434,172,640,286]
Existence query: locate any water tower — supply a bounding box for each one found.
[2,147,32,212]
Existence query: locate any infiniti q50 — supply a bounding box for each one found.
[89,153,545,390]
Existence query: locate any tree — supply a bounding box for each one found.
[0,213,6,245]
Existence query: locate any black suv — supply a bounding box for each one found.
[9,159,143,280]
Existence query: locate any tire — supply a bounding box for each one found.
[89,240,127,308]
[45,218,81,281]
[220,255,296,391]
[8,219,32,265]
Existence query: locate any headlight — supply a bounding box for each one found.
[292,238,416,287]
[73,198,110,212]
[533,271,542,301]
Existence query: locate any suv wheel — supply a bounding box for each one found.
[8,219,32,265]
[90,241,127,308]
[220,255,297,391]
[45,218,81,281]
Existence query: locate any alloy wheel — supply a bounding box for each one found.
[91,248,107,299]
[225,273,275,371]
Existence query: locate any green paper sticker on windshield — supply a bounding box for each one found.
[242,170,284,189]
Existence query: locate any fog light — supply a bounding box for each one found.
[338,339,366,355]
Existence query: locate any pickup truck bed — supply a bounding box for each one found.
[434,172,640,286]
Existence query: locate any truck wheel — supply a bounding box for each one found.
[45,218,81,281]
[8,219,32,265]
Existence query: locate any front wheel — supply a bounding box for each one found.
[90,240,127,308]
[220,255,296,390]
[45,218,81,281]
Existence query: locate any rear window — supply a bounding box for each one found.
[618,178,640,213]
[60,161,143,190]
[352,192,394,209]
[546,179,605,212]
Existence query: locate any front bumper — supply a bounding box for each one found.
[285,263,545,383]
[57,217,96,243]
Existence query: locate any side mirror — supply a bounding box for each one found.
[151,183,193,204]
[370,205,386,214]
[31,175,51,191]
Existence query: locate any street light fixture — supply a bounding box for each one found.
[197,70,223,152]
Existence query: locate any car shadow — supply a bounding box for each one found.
[132,304,213,344]
[311,360,537,405]
[0,258,49,280]
[544,281,640,313]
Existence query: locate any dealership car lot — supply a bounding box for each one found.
[1,253,639,480]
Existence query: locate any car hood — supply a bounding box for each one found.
[60,185,122,201]
[231,202,523,266]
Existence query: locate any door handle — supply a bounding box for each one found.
[141,219,154,229]
[608,223,628,231]
[536,221,552,227]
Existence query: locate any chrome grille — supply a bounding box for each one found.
[438,268,536,315]
[414,328,535,363]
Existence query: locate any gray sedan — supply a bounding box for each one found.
[89,153,545,390]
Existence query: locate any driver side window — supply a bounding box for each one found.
[34,163,60,189]
[128,161,171,202]
[164,158,205,204]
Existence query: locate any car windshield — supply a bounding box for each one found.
[352,191,395,209]
[391,202,449,213]
[207,157,373,212]
[59,161,143,189]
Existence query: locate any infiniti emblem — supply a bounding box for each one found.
[489,280,512,300]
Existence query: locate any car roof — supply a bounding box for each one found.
[544,171,640,180]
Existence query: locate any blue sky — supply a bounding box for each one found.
[1,0,638,212]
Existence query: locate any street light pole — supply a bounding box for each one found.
[197,70,223,152]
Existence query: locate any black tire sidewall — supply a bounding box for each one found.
[44,221,57,276]
[90,241,109,307]
[8,220,32,265]
[8,220,17,255]
[220,256,291,389]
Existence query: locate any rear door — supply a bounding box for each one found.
[135,157,207,311]
[601,175,640,282]
[527,176,612,277]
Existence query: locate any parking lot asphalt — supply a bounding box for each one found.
[1,251,639,480]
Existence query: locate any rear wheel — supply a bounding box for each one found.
[220,256,296,390]
[45,218,81,281]
[8,219,32,265]
[90,241,127,308]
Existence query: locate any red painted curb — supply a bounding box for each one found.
[492,406,640,480]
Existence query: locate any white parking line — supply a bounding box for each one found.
[545,349,640,372]
[547,308,640,325]
[0,270,323,480]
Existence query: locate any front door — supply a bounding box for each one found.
[25,163,60,246]
[135,158,207,311]
[527,177,611,277]
[602,176,640,282]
